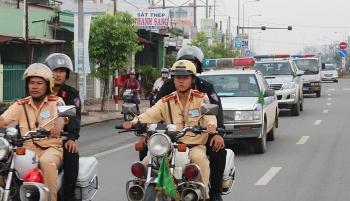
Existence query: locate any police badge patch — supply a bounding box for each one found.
[56,101,65,107]
[210,92,219,102]
[74,97,80,108]
[203,98,210,104]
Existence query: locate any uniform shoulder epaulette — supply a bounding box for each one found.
[191,90,205,98]
[16,97,30,105]
[48,95,59,101]
[162,93,176,102]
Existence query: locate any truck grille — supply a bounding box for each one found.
[269,84,283,90]
[324,74,333,77]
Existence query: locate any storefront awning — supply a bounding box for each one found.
[61,25,74,33]
[0,34,65,44]
[135,37,156,45]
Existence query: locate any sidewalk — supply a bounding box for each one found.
[80,98,151,126]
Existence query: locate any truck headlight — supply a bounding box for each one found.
[282,82,296,89]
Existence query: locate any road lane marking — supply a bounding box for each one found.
[344,88,350,90]
[255,167,282,185]
[297,136,310,144]
[313,120,322,125]
[323,110,328,113]
[91,142,135,158]
[328,98,331,100]
[328,94,331,96]
[327,103,331,105]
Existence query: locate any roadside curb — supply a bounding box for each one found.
[81,116,123,127]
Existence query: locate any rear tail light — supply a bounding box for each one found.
[23,168,43,183]
[184,164,200,181]
[131,162,146,178]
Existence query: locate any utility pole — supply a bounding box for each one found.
[237,0,240,36]
[213,0,216,25]
[163,0,165,9]
[113,0,116,14]
[205,0,208,18]
[194,0,196,28]
[77,0,85,111]
[24,0,29,67]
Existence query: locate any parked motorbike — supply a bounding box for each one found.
[0,105,99,201]
[115,104,235,201]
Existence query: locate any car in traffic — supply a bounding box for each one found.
[253,54,304,116]
[321,64,338,82]
[292,54,324,97]
[199,58,279,154]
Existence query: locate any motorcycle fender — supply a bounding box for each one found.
[174,147,190,173]
[20,182,46,201]
[222,149,235,194]
[14,150,39,180]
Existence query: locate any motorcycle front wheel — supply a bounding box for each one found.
[144,184,164,201]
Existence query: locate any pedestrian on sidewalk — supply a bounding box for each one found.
[45,53,81,201]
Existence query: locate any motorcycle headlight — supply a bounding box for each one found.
[283,82,296,89]
[0,137,10,160]
[148,134,171,157]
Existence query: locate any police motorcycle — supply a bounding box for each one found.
[0,106,99,201]
[115,104,235,201]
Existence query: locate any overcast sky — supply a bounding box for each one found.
[157,0,350,54]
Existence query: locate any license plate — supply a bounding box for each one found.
[303,87,309,91]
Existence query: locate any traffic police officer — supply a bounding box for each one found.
[124,60,219,199]
[0,63,66,201]
[45,53,81,201]
[155,46,226,201]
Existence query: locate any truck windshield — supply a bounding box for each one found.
[294,59,319,74]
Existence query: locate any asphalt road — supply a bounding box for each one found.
[78,79,350,201]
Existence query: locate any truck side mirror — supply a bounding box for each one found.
[321,63,325,70]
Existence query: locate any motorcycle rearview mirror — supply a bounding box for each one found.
[5,127,18,139]
[40,105,76,130]
[122,103,137,115]
[58,105,76,117]
[201,104,218,116]
[197,104,219,123]
[122,103,140,122]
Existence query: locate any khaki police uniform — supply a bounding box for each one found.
[1,95,65,201]
[132,89,217,198]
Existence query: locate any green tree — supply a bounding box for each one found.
[89,12,143,111]
[188,31,240,59]
[164,54,176,68]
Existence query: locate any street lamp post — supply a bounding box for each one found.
[323,37,333,55]
[237,0,259,35]
[335,32,345,41]
[247,14,261,49]
[242,0,259,34]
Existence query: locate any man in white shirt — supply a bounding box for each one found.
[150,68,169,106]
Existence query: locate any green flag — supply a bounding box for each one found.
[292,71,297,78]
[257,91,265,105]
[155,153,180,200]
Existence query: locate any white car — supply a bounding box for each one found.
[199,60,279,154]
[321,64,338,82]
[254,54,304,116]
